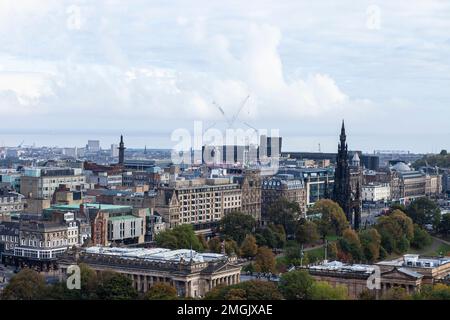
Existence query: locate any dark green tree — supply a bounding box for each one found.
[359,228,381,262]
[406,198,441,229]
[295,219,320,245]
[439,214,450,237]
[205,281,283,300]
[411,224,432,249]
[220,211,256,244]
[266,198,301,236]
[96,271,138,300]
[155,224,205,251]
[278,270,315,300]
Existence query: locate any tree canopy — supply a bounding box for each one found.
[266,198,301,236]
[278,270,315,300]
[1,268,47,300]
[155,224,205,251]
[145,283,178,300]
[406,198,441,229]
[220,211,256,244]
[310,199,349,240]
[205,281,283,300]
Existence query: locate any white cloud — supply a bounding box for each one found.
[0,0,449,152]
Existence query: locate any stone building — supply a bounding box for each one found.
[0,220,69,271]
[155,178,241,234]
[261,175,307,223]
[58,246,242,298]
[0,188,25,219]
[302,261,376,299]
[232,169,262,222]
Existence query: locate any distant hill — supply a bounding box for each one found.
[413,150,450,169]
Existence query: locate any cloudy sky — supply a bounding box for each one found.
[0,0,449,153]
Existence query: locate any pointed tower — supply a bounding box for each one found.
[118,135,125,165]
[333,120,352,223]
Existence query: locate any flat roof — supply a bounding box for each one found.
[108,215,142,221]
[50,203,132,211]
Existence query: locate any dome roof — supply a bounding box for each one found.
[392,162,411,172]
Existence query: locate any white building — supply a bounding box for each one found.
[362,183,391,202]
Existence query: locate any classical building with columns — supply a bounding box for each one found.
[301,254,450,299]
[57,246,241,298]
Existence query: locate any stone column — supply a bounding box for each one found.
[143,275,148,292]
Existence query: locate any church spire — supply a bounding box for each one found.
[340,120,346,145]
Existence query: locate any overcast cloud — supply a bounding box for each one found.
[0,0,449,153]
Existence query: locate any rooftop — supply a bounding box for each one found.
[309,260,375,275]
[83,246,228,263]
[50,203,132,211]
[377,254,450,268]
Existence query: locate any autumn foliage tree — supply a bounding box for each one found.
[359,228,382,263]
[1,268,47,300]
[240,234,258,258]
[254,246,276,273]
[310,199,349,240]
[145,283,178,300]
[338,228,363,262]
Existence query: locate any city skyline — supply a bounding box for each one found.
[1,1,450,153]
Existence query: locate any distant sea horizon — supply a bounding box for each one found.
[0,131,447,155]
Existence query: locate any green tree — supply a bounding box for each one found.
[358,289,377,300]
[295,219,320,245]
[240,234,258,258]
[254,246,276,273]
[359,228,381,262]
[255,224,287,249]
[381,287,411,300]
[326,241,338,260]
[439,214,450,237]
[406,198,441,229]
[145,283,178,300]
[414,284,450,300]
[376,209,414,254]
[220,211,256,244]
[1,268,47,300]
[208,237,222,253]
[46,263,100,300]
[311,199,349,240]
[267,198,301,236]
[338,228,363,262]
[278,270,314,300]
[96,271,138,300]
[205,281,283,300]
[225,288,247,300]
[411,224,432,249]
[225,239,240,256]
[310,281,348,300]
[155,224,204,251]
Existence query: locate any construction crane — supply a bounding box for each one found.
[17,140,24,148]
[211,94,251,129]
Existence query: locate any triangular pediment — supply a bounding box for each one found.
[381,267,422,280]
